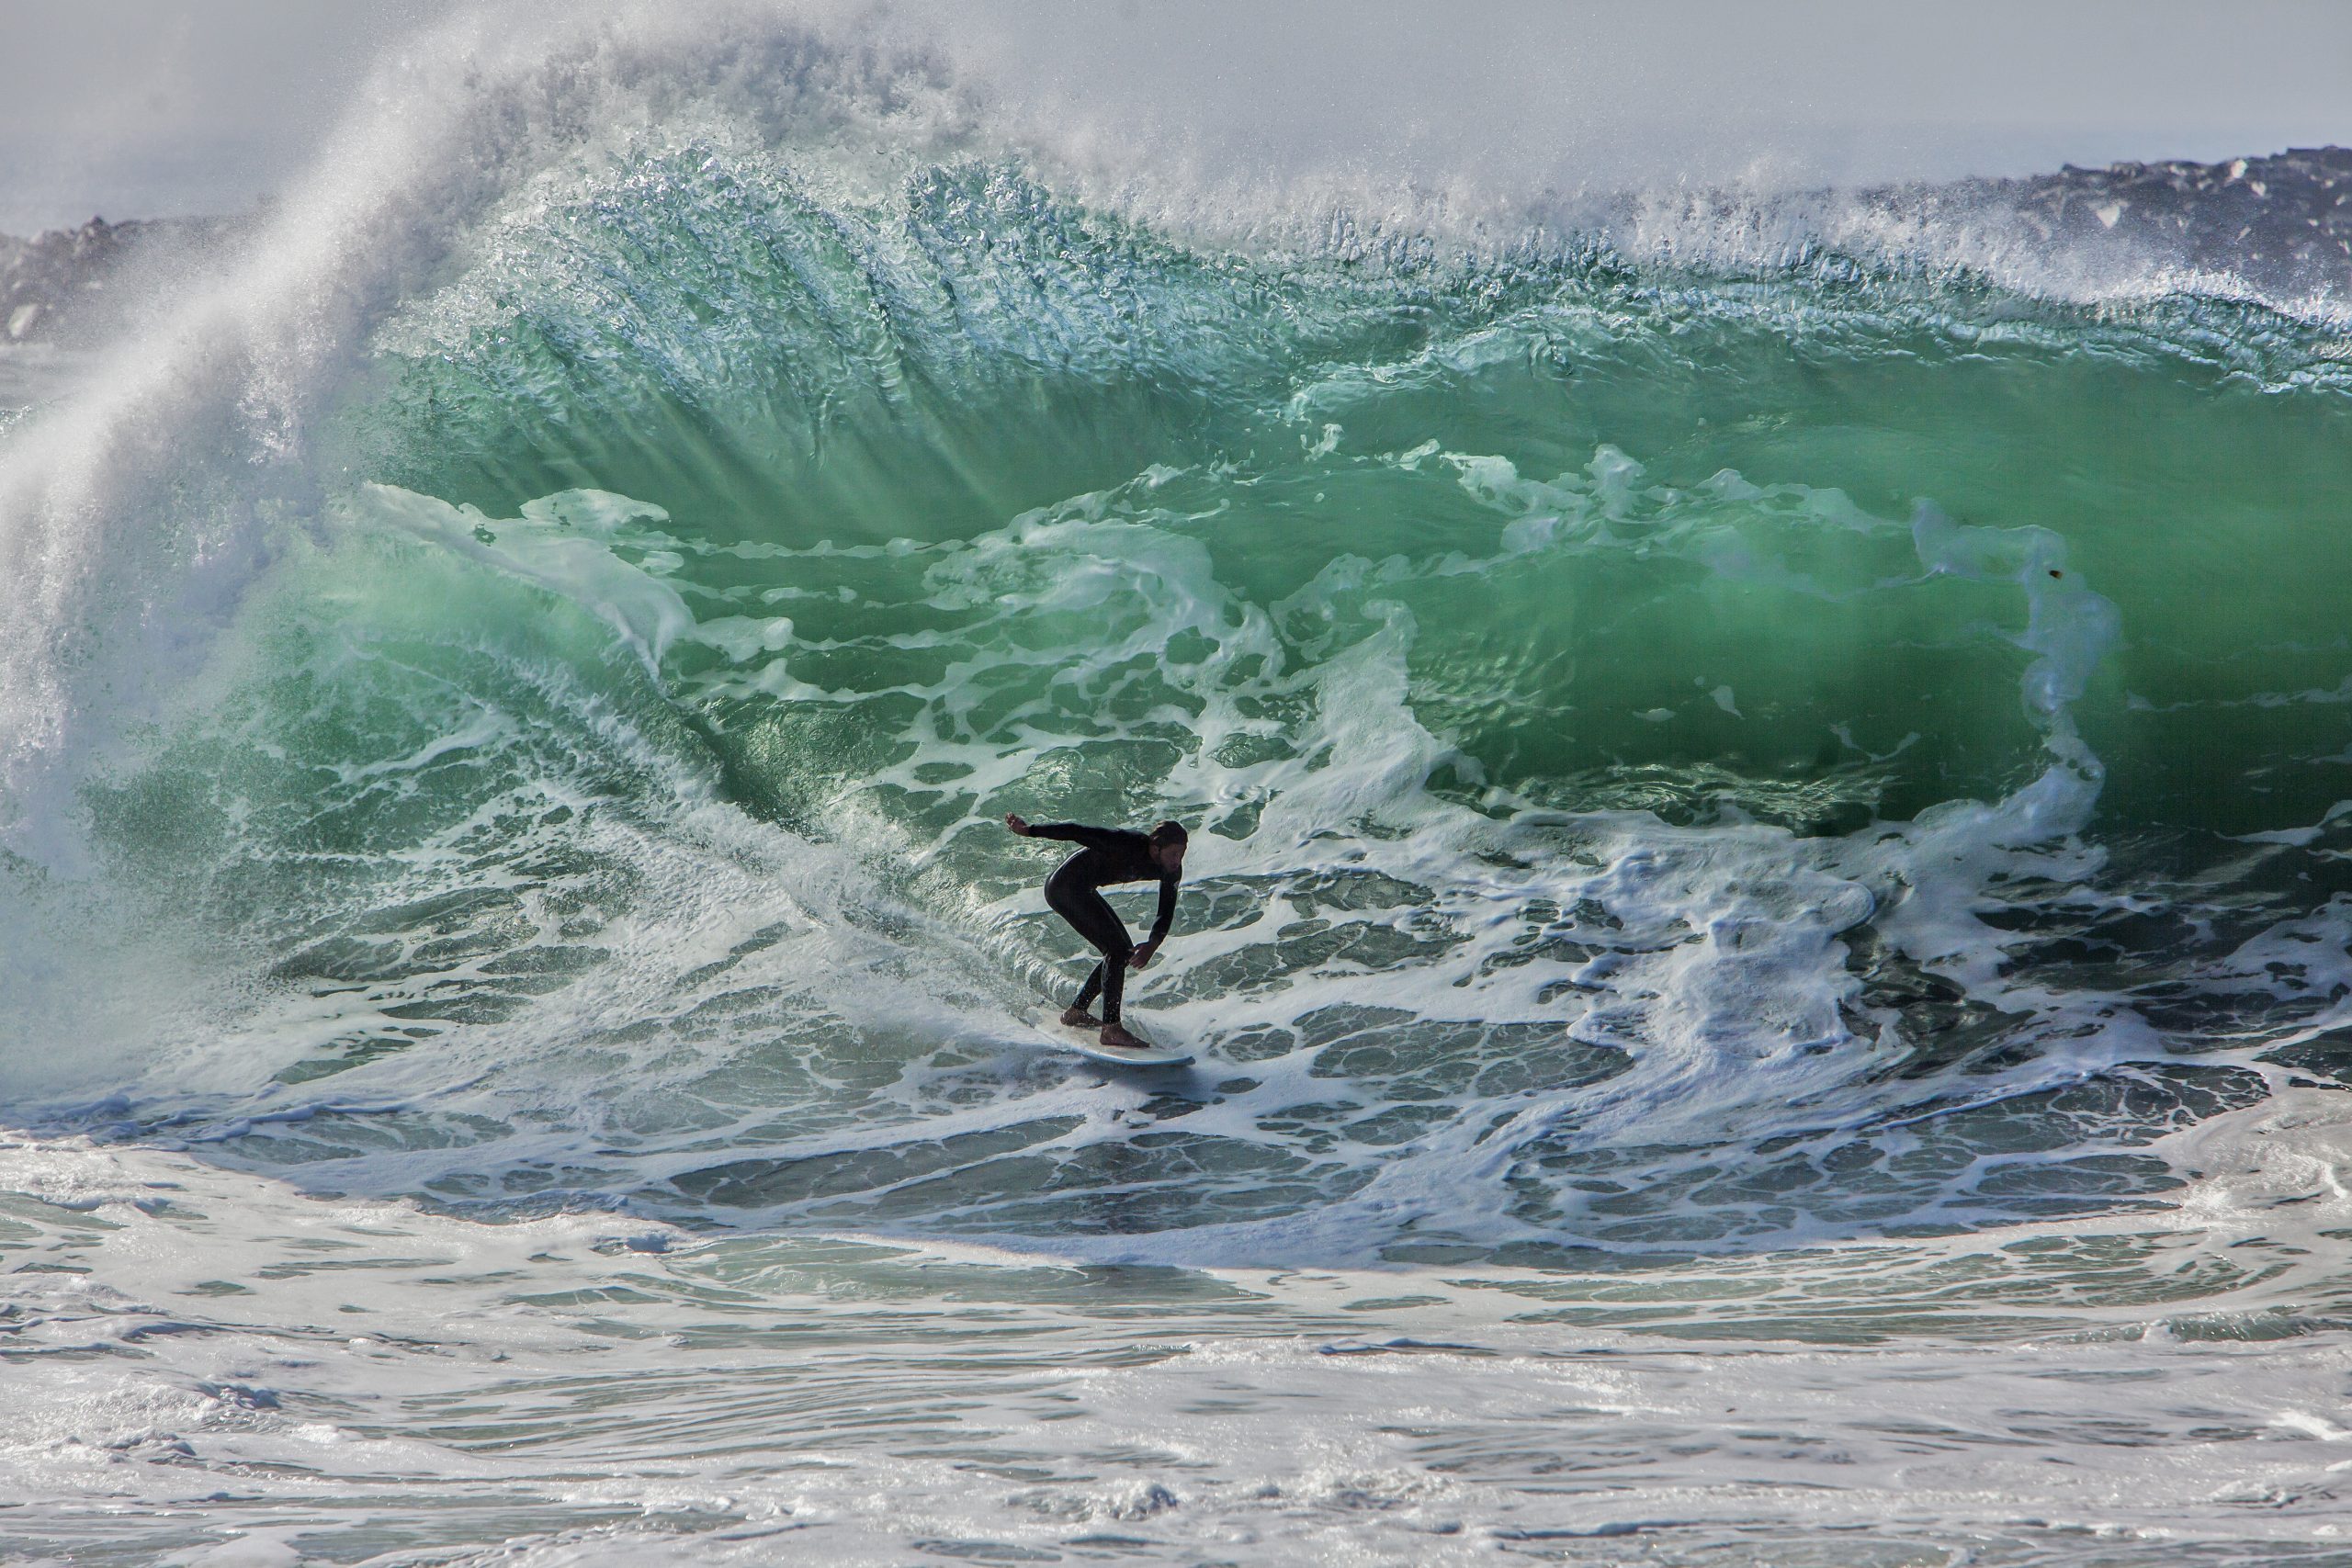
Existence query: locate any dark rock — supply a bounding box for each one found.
[0,213,239,345]
[2012,146,2352,296]
[1876,146,2352,303]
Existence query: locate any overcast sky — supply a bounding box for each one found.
[1,0,2346,236]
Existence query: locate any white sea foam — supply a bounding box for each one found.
[8,1089,2352,1563]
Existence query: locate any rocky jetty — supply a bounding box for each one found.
[0,214,235,344]
[1984,145,2352,298]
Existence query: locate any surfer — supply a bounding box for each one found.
[1004,813,1186,1052]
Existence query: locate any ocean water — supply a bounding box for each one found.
[6,9,2352,1564]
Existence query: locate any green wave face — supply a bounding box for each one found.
[22,141,2352,1262]
[362,147,2352,836]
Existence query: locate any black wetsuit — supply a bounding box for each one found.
[1031,824,1179,1024]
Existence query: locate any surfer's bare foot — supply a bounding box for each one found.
[1099,1021,1147,1052]
[1060,1007,1101,1029]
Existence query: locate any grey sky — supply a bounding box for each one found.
[0,1,448,233]
[1,0,2346,236]
[958,1,2352,177]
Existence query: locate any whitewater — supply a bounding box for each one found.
[5,6,2352,1562]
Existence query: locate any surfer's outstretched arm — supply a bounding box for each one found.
[1014,818,1126,853]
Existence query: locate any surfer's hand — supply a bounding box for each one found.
[1004,813,1031,836]
[1128,943,1155,970]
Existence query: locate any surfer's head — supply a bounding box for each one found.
[1148,819,1188,874]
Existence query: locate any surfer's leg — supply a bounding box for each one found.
[1068,960,1106,1024]
[1097,932,1130,1023]
[1046,875,1132,1021]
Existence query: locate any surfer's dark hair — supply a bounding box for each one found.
[1149,819,1188,848]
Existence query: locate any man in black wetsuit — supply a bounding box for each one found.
[1004,813,1186,1052]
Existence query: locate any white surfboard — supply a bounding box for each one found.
[1014,1012,1193,1067]
[1060,1031,1193,1068]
